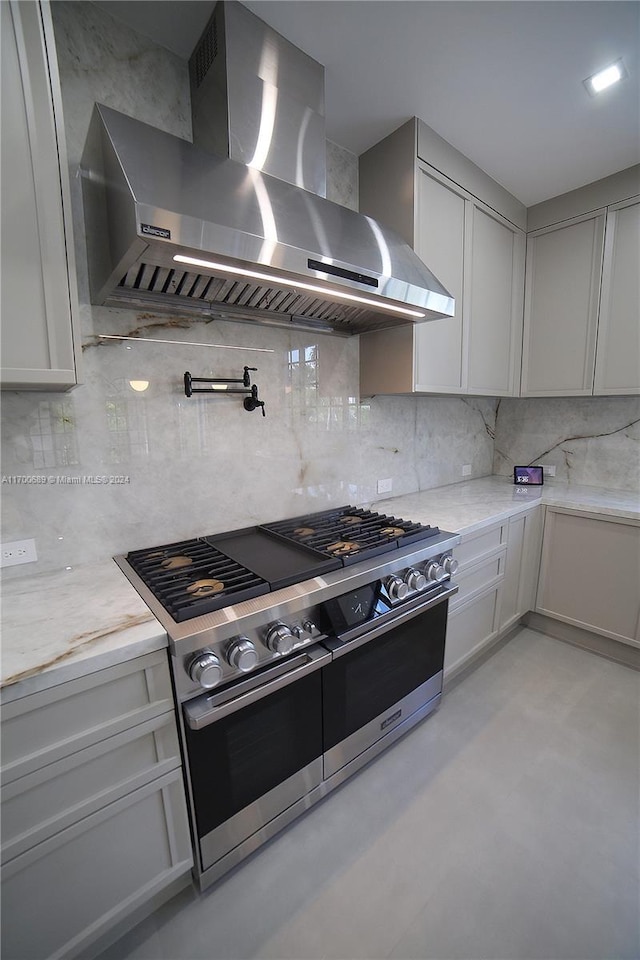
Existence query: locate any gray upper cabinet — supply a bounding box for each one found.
[359,118,526,398]
[465,202,524,395]
[593,197,640,395]
[522,168,640,397]
[521,211,606,396]
[413,167,466,392]
[1,0,80,391]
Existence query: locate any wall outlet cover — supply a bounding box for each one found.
[462,464,472,476]
[377,478,393,494]
[1,538,38,567]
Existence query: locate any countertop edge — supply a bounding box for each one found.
[2,477,637,699]
[1,622,168,704]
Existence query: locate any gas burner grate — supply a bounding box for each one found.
[126,537,270,621]
[262,506,440,565]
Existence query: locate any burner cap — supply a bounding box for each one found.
[327,540,361,555]
[161,556,193,569]
[294,526,315,537]
[186,578,225,597]
[340,515,362,525]
[381,526,405,537]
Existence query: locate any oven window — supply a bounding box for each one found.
[184,671,322,840]
[323,600,448,750]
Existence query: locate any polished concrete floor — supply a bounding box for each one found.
[99,628,640,960]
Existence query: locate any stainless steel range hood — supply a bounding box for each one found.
[79,3,454,336]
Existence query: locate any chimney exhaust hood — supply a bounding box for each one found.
[80,2,454,336]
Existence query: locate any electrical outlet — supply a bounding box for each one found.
[1,538,38,567]
[462,464,472,477]
[377,478,393,494]
[539,464,556,477]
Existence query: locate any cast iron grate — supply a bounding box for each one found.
[261,506,440,566]
[126,537,270,622]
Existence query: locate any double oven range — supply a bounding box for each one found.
[116,505,460,890]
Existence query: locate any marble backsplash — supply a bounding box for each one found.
[1,2,637,580]
[493,397,640,491]
[1,308,497,573]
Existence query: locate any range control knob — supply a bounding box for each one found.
[387,575,409,601]
[302,620,318,636]
[189,651,222,690]
[227,637,259,672]
[266,623,295,655]
[426,561,447,583]
[442,555,459,576]
[405,568,427,592]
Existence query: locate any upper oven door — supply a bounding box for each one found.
[322,591,452,775]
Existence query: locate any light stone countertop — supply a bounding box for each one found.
[1,559,166,701]
[2,477,638,699]
[373,476,640,536]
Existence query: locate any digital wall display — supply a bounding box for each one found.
[513,465,544,485]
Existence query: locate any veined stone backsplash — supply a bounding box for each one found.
[1,2,637,578]
[493,397,640,492]
[1,312,497,572]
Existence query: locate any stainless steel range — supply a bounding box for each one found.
[116,506,460,889]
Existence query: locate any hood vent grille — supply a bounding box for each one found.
[116,263,373,332]
[191,14,219,88]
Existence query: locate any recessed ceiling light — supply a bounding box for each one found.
[584,59,627,96]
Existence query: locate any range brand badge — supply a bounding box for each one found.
[140,223,171,240]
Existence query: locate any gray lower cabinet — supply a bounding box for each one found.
[498,508,543,633]
[444,522,507,676]
[0,650,193,960]
[444,507,543,677]
[536,508,640,644]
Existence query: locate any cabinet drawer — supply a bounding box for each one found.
[455,523,505,567]
[450,554,504,609]
[444,586,501,675]
[1,651,173,784]
[1,713,181,861]
[1,770,192,960]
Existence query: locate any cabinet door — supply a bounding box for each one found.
[593,197,640,395]
[521,211,605,396]
[444,585,502,677]
[0,1,79,390]
[1,771,192,960]
[466,205,525,395]
[498,507,543,633]
[414,165,467,392]
[536,509,640,645]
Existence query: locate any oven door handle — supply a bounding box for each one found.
[184,646,332,730]
[329,581,459,659]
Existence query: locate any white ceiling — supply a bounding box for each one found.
[93,0,640,206]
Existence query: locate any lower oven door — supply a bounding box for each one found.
[322,588,453,781]
[182,646,331,878]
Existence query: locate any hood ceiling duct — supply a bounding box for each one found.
[80,1,454,336]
